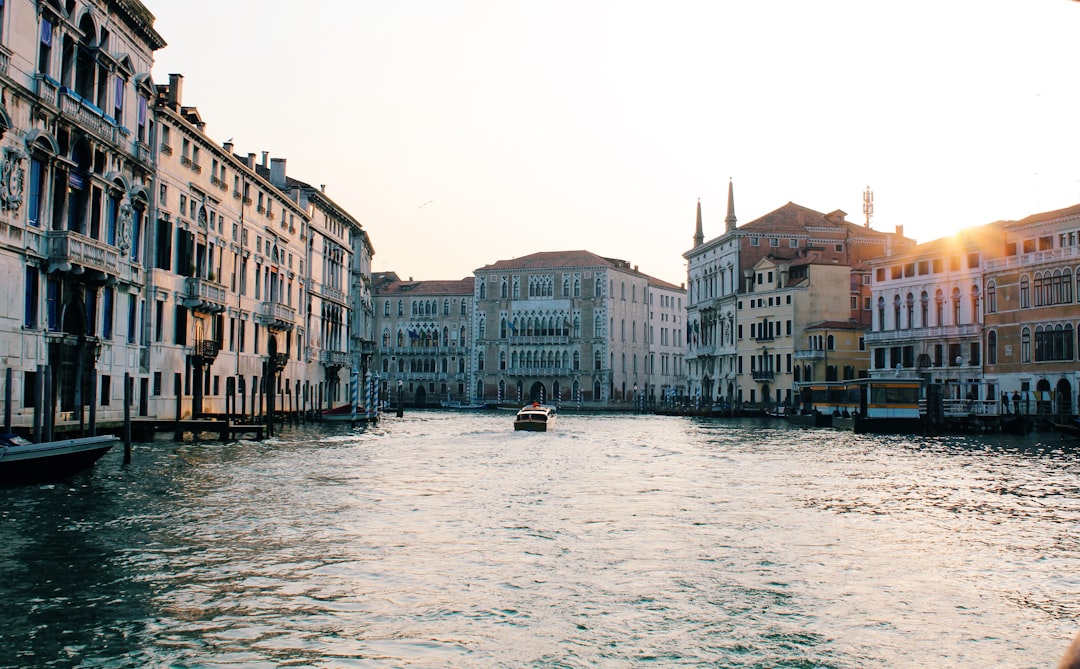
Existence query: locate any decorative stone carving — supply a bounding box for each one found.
[0,149,24,212]
[118,201,133,255]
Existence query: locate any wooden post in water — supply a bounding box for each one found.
[173,372,183,442]
[43,365,53,442]
[263,361,272,437]
[88,369,97,437]
[123,373,132,464]
[32,364,42,443]
[225,378,234,442]
[3,367,11,433]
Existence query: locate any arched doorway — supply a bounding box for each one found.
[414,385,427,407]
[1056,378,1073,421]
[50,295,94,415]
[529,381,546,403]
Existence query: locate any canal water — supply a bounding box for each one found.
[1,412,1078,668]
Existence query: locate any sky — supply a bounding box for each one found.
[149,0,1080,287]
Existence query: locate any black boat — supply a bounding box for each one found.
[0,433,119,483]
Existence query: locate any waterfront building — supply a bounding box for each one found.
[1,0,165,428]
[865,222,1006,407]
[647,275,688,405]
[0,1,377,431]
[983,203,1080,420]
[741,254,866,408]
[472,250,684,407]
[371,272,474,407]
[261,158,376,413]
[686,183,914,408]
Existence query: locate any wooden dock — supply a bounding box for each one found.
[130,418,265,441]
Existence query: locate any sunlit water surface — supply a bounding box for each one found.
[1,412,1078,668]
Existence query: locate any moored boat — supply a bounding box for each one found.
[0,433,119,483]
[514,403,557,432]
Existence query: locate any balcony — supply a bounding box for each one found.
[319,349,350,368]
[58,88,116,143]
[160,143,173,156]
[865,323,981,346]
[193,339,220,362]
[794,349,825,360]
[505,366,575,377]
[47,230,119,276]
[509,334,571,345]
[34,74,59,105]
[314,281,347,306]
[133,140,152,164]
[270,352,290,372]
[210,175,228,190]
[752,370,775,382]
[257,300,296,331]
[183,277,228,313]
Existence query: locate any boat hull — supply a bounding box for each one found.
[513,404,556,432]
[0,435,118,483]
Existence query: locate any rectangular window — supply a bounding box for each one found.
[24,266,38,328]
[100,375,111,406]
[46,277,59,331]
[27,158,43,227]
[102,286,114,340]
[154,300,164,342]
[127,294,137,343]
[153,371,161,396]
[174,305,187,345]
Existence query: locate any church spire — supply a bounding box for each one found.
[693,198,703,247]
[724,178,737,232]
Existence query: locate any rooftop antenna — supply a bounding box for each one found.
[862,185,874,228]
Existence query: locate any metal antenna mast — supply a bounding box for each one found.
[862,185,874,228]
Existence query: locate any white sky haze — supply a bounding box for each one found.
[150,0,1080,286]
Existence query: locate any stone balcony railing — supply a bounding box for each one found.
[752,370,776,381]
[984,245,1080,272]
[58,88,116,143]
[319,349,350,367]
[34,74,59,105]
[47,230,119,276]
[184,277,228,313]
[505,366,576,377]
[314,282,347,306]
[258,301,297,330]
[794,349,826,360]
[864,323,981,346]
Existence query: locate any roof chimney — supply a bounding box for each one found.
[270,157,287,188]
[246,153,256,169]
[223,141,234,154]
[320,184,326,193]
[167,73,183,109]
[261,151,269,168]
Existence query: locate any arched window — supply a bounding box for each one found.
[987,330,997,365]
[477,352,485,370]
[935,289,945,325]
[594,350,602,370]
[478,280,486,299]
[1065,269,1074,303]
[905,293,914,329]
[499,351,506,370]
[877,297,885,330]
[573,351,580,370]
[1021,326,1031,362]
[397,300,403,316]
[985,281,996,313]
[952,287,962,325]
[920,291,930,326]
[893,295,901,330]
[500,279,508,298]
[1019,275,1030,308]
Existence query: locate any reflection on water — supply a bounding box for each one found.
[1,413,1078,667]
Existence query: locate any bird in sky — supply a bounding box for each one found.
[418,200,434,209]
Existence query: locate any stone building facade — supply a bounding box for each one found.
[0,2,376,431]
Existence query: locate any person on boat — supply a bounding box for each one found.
[1012,390,1021,415]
